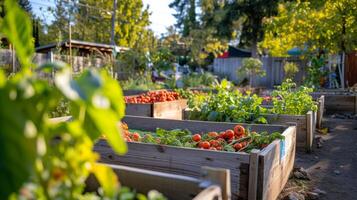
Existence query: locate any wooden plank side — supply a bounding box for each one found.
[306,111,313,152]
[193,186,223,200]
[248,150,260,200]
[125,103,152,117]
[101,164,201,200]
[94,141,250,200]
[257,126,296,200]
[260,113,307,149]
[322,95,355,113]
[201,167,231,200]
[123,115,287,133]
[153,99,187,120]
[316,95,325,129]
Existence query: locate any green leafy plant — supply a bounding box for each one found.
[271,79,317,115]
[120,73,164,90]
[237,58,266,87]
[283,62,299,80]
[187,80,268,123]
[304,55,328,88]
[181,72,217,88]
[0,1,163,199]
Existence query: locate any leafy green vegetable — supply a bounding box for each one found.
[271,79,317,115]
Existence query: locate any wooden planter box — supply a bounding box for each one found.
[94,116,296,200]
[311,91,357,114]
[125,99,187,120]
[261,95,325,129]
[183,110,315,152]
[86,164,231,200]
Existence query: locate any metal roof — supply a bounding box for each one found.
[35,39,129,52]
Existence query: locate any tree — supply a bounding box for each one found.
[260,0,357,56]
[115,0,150,48]
[169,0,198,37]
[18,0,32,14]
[237,58,266,87]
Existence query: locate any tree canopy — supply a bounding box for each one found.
[260,0,357,56]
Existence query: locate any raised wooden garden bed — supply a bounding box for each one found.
[311,90,357,114]
[86,164,231,200]
[94,116,296,200]
[125,98,187,120]
[183,109,314,152]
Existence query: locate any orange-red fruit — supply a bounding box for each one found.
[192,134,201,142]
[234,125,245,136]
[132,132,141,141]
[209,140,220,147]
[225,129,234,140]
[234,143,243,151]
[201,141,211,149]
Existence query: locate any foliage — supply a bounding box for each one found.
[124,124,284,153]
[51,98,71,118]
[304,55,329,88]
[150,47,175,72]
[181,72,217,88]
[169,0,198,37]
[187,80,268,123]
[120,74,164,91]
[0,1,128,199]
[237,58,266,86]
[118,49,149,73]
[261,0,357,56]
[271,79,317,115]
[39,0,151,48]
[283,62,299,80]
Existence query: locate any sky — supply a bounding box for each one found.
[30,0,176,35]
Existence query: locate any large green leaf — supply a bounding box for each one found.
[0,0,34,69]
[0,90,36,199]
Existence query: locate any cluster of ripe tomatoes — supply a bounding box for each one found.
[191,125,248,151]
[125,90,181,104]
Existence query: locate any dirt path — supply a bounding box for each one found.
[282,117,357,199]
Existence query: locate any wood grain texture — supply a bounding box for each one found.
[86,164,227,200]
[257,126,296,200]
[95,141,249,200]
[248,149,260,200]
[125,99,187,120]
[316,95,325,129]
[311,92,356,114]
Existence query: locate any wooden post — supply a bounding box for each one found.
[193,186,223,200]
[354,95,357,114]
[201,166,231,200]
[248,149,260,200]
[306,111,313,152]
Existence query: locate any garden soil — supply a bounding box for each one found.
[279,116,357,200]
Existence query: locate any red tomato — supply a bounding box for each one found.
[209,140,220,147]
[201,141,211,149]
[218,131,226,138]
[209,147,217,151]
[216,146,223,151]
[225,129,234,140]
[192,134,201,142]
[132,133,141,141]
[234,125,245,137]
[234,143,243,151]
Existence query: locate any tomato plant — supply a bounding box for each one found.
[121,123,284,153]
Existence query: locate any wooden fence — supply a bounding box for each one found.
[213,57,307,88]
[0,49,110,72]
